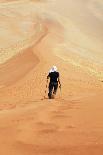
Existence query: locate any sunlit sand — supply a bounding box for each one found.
[0,0,103,155]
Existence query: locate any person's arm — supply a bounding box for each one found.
[47,75,49,79]
[47,73,50,83]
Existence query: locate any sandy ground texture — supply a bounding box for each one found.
[0,0,103,155]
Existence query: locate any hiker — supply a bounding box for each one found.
[47,66,61,99]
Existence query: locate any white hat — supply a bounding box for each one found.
[49,65,57,73]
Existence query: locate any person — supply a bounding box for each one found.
[47,66,61,99]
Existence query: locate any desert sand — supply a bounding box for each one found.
[0,0,103,155]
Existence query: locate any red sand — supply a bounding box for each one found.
[0,0,103,155]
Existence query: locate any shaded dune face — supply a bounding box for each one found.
[0,1,46,88]
[0,48,39,87]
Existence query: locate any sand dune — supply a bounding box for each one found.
[0,0,103,155]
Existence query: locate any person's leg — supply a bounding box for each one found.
[48,82,53,99]
[53,82,58,95]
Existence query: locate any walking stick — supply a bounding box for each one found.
[59,84,62,99]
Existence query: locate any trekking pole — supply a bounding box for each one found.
[59,84,62,99]
[44,79,48,99]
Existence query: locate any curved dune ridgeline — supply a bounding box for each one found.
[0,1,103,155]
[0,47,39,87]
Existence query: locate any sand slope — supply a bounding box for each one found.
[0,0,103,155]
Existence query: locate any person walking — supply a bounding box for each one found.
[47,66,61,99]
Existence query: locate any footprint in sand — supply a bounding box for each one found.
[56,100,80,111]
[65,125,75,129]
[51,113,70,119]
[56,104,74,111]
[51,110,65,114]
[50,107,71,120]
[11,115,36,125]
[35,122,59,134]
